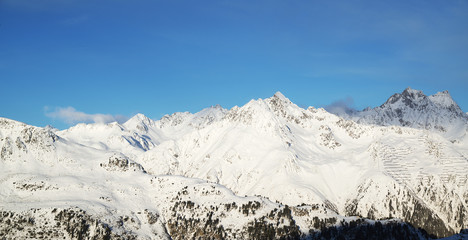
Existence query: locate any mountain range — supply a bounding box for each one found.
[1,88,467,239]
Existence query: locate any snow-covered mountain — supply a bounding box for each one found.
[1,88,467,239]
[352,88,468,139]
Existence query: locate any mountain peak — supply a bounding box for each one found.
[273,91,287,101]
[401,87,425,100]
[358,88,466,133]
[382,87,427,107]
[212,104,223,109]
[131,113,148,120]
[269,91,294,106]
[430,90,452,99]
[124,113,154,132]
[126,113,152,125]
[402,87,422,94]
[429,90,463,114]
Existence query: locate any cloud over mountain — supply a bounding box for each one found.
[45,106,128,125]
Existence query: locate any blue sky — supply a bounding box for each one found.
[1,0,467,129]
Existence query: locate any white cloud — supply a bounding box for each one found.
[45,106,128,125]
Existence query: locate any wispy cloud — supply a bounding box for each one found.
[45,106,128,125]
[325,97,357,116]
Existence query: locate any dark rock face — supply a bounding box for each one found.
[242,205,302,240]
[166,199,228,240]
[0,120,58,162]
[165,192,307,240]
[345,179,460,238]
[0,208,137,240]
[100,154,147,173]
[0,204,446,240]
[164,192,432,240]
[311,219,426,240]
[53,209,113,240]
[394,198,450,238]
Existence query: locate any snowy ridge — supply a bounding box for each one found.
[1,88,467,239]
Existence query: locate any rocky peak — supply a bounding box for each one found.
[268,91,294,106]
[272,91,289,101]
[130,113,151,123]
[158,112,193,128]
[357,88,467,133]
[266,91,296,111]
[382,87,428,109]
[190,105,228,127]
[401,87,425,99]
[222,92,298,126]
[428,90,463,115]
[211,104,223,110]
[124,113,155,132]
[197,104,227,115]
[382,88,461,114]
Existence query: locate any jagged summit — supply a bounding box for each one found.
[381,87,427,108]
[402,86,424,96]
[197,104,226,114]
[128,89,464,134]
[131,113,149,120]
[272,91,288,101]
[382,87,460,110]
[269,91,295,106]
[125,113,153,123]
[356,88,466,134]
[0,117,27,128]
[124,113,155,133]
[226,91,308,126]
[211,104,223,109]
[429,90,462,112]
[380,88,461,112]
